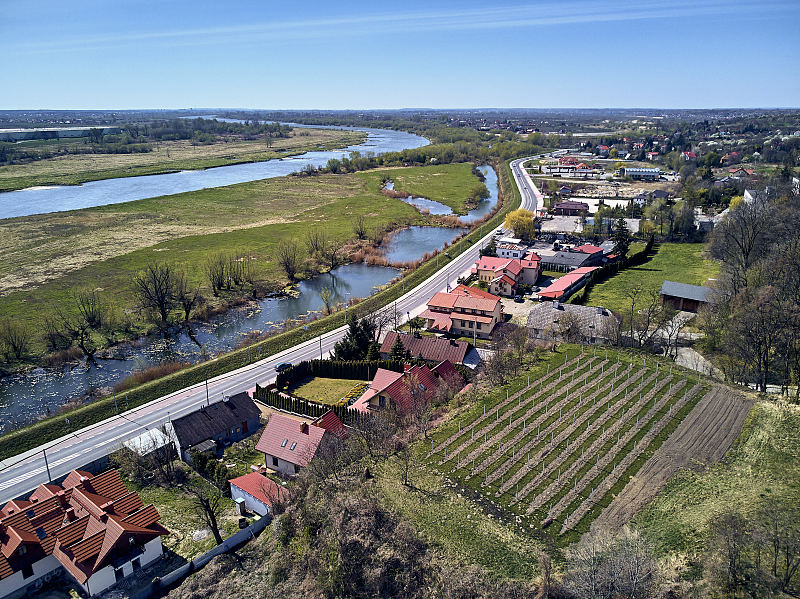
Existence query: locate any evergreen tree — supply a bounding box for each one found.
[389,336,406,360]
[366,341,380,361]
[612,217,632,257]
[332,314,377,360]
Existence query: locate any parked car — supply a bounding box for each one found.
[275,362,292,373]
[514,295,524,303]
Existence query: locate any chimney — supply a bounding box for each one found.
[301,422,309,435]
[404,362,412,373]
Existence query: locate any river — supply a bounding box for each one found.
[0,123,499,432]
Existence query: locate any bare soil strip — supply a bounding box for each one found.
[593,385,752,531]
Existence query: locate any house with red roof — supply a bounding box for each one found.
[353,361,465,414]
[728,167,754,177]
[379,332,473,365]
[0,470,167,598]
[420,284,503,339]
[229,473,288,518]
[472,255,540,297]
[681,151,697,161]
[256,413,326,476]
[646,151,659,161]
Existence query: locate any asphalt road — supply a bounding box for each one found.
[0,157,543,503]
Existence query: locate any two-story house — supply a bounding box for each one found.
[420,284,503,339]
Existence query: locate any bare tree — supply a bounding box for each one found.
[350,410,397,461]
[353,214,367,240]
[50,290,109,364]
[132,263,180,328]
[276,240,300,281]
[0,319,30,361]
[566,526,658,599]
[305,229,326,257]
[176,271,203,321]
[319,286,334,315]
[187,483,225,545]
[323,237,346,269]
[206,254,227,296]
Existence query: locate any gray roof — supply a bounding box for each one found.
[659,280,712,303]
[543,251,593,268]
[172,391,260,450]
[527,302,618,339]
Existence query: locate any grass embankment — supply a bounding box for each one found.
[635,401,800,557]
[0,128,366,192]
[580,242,717,313]
[287,377,365,405]
[0,159,521,460]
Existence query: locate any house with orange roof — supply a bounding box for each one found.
[420,284,503,339]
[229,473,288,518]
[0,470,167,598]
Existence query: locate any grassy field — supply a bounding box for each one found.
[580,242,717,313]
[386,164,486,213]
[0,128,365,192]
[376,457,543,580]
[635,401,800,557]
[288,377,365,405]
[0,163,479,351]
[125,473,241,560]
[425,345,709,546]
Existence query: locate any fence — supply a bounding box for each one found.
[128,515,270,599]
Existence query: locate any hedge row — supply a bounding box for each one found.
[253,384,372,427]
[0,158,524,462]
[276,359,410,389]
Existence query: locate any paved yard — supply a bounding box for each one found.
[501,297,535,326]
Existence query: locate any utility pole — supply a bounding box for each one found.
[319,335,323,360]
[43,448,52,482]
[205,379,210,407]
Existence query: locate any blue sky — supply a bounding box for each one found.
[2,0,798,109]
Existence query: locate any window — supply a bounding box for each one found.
[468,321,473,328]
[132,558,141,571]
[114,567,124,582]
[272,456,278,467]
[379,396,385,407]
[290,442,297,451]
[22,563,33,579]
[294,464,300,474]
[17,545,27,556]
[281,438,288,447]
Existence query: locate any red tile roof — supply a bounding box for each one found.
[313,410,349,440]
[380,332,471,364]
[420,309,453,332]
[0,470,167,583]
[256,413,327,468]
[537,267,598,300]
[229,473,289,508]
[573,244,603,254]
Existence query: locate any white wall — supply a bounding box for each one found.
[82,537,162,597]
[231,486,271,517]
[0,555,61,599]
[264,453,300,476]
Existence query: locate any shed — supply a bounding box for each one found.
[659,280,713,313]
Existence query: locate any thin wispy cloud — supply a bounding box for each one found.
[8,0,792,54]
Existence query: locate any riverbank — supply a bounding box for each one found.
[0,158,519,459]
[0,128,366,192]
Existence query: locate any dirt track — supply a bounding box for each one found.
[594,385,752,531]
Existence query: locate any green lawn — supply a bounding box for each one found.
[379,163,487,214]
[581,243,718,312]
[376,457,543,580]
[635,402,799,559]
[287,377,366,405]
